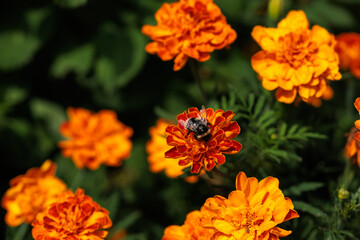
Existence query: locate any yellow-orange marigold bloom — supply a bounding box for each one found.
[354,97,360,142]
[59,107,133,170]
[345,127,360,167]
[251,10,341,104]
[1,160,67,227]
[32,188,112,240]
[146,119,199,182]
[165,107,242,173]
[162,210,215,240]
[201,171,299,240]
[335,32,360,78]
[141,0,237,71]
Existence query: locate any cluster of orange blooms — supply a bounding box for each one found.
[346,98,360,167]
[2,160,113,240]
[162,172,299,240]
[4,0,360,239]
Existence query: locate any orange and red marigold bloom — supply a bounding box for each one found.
[162,210,215,240]
[32,188,112,240]
[59,107,133,170]
[165,106,242,174]
[141,0,237,71]
[1,160,67,227]
[335,32,360,78]
[200,171,299,240]
[354,97,360,142]
[251,10,341,105]
[146,119,199,182]
[345,127,360,168]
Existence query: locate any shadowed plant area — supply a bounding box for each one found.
[2,0,360,239]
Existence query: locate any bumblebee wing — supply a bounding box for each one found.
[178,119,186,128]
[200,105,207,119]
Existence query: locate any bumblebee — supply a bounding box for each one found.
[179,106,211,141]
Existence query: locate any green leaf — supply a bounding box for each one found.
[6,223,29,240]
[124,233,147,240]
[154,106,176,122]
[25,7,52,35]
[257,110,275,126]
[0,87,27,116]
[285,182,325,196]
[305,2,356,29]
[263,148,289,163]
[30,99,66,139]
[95,22,147,90]
[253,95,265,119]
[0,31,40,71]
[110,211,141,234]
[293,201,324,217]
[53,0,88,8]
[50,44,95,78]
[248,94,255,112]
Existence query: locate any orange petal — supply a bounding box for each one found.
[275,88,297,104]
[277,10,309,31]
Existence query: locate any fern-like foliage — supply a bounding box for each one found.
[210,86,327,175]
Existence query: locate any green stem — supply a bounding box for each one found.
[189,59,208,104]
[341,158,354,189]
[211,167,233,180]
[70,169,86,190]
[345,75,355,118]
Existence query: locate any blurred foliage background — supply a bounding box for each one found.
[2,0,360,239]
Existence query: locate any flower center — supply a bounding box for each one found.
[177,2,209,35]
[231,209,264,237]
[278,31,317,68]
[59,207,82,235]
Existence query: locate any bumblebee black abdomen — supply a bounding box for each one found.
[185,117,211,141]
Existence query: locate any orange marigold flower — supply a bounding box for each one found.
[345,127,360,167]
[162,210,215,240]
[1,160,67,227]
[200,171,299,240]
[165,106,242,173]
[59,107,133,170]
[141,0,237,71]
[335,32,360,78]
[251,10,341,104]
[354,97,360,142]
[146,119,199,183]
[32,188,112,240]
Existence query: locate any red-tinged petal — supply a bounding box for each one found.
[355,97,360,113]
[213,154,226,165]
[165,147,182,158]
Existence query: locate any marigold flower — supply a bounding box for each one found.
[354,97,360,142]
[162,210,215,240]
[345,127,360,167]
[251,10,341,104]
[200,171,299,240]
[141,0,237,71]
[1,160,67,227]
[59,107,133,170]
[165,106,242,173]
[335,32,360,78]
[146,119,199,182]
[32,188,112,240]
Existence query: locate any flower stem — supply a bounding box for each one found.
[211,167,233,180]
[341,158,355,189]
[189,59,208,104]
